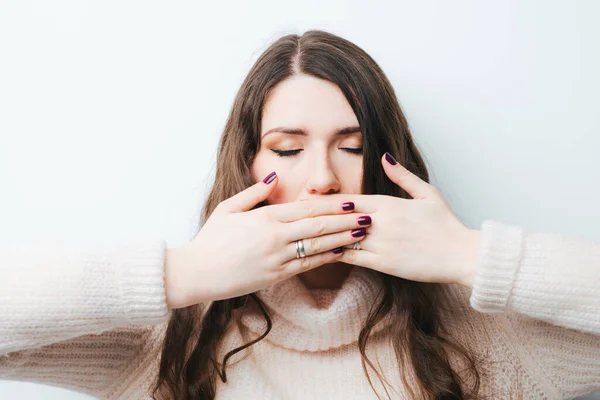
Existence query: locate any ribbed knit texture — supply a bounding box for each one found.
[241,266,388,352]
[1,220,600,399]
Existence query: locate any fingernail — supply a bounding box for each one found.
[333,247,344,254]
[384,152,397,165]
[351,228,366,238]
[357,216,371,226]
[263,171,277,184]
[342,201,355,211]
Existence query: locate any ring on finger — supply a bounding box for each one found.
[296,239,307,258]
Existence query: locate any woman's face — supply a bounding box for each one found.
[251,74,364,205]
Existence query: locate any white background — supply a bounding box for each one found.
[0,0,599,398]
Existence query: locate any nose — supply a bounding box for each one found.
[304,153,341,195]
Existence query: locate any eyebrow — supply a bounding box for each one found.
[261,126,361,138]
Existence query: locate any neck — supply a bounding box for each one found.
[240,265,387,351]
[297,262,353,290]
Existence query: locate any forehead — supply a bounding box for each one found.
[261,74,359,134]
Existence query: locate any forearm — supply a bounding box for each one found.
[0,240,169,355]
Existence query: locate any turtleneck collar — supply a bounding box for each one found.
[240,266,387,352]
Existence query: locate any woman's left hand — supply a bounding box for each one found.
[335,153,480,288]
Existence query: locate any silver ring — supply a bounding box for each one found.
[353,241,361,250]
[296,239,307,258]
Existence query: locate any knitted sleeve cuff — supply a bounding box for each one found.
[469,220,525,313]
[115,240,172,325]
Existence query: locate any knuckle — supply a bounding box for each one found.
[258,207,272,222]
[257,209,277,229]
[272,261,287,275]
[309,237,321,254]
[300,256,313,272]
[303,202,316,218]
[311,218,326,235]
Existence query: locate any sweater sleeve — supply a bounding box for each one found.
[469,220,600,398]
[0,239,172,397]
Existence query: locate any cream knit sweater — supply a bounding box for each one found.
[1,220,600,399]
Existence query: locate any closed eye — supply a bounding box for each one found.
[270,148,363,157]
[271,149,302,157]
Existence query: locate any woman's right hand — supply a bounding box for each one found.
[164,171,371,309]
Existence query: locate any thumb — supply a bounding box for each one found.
[381,152,434,199]
[223,171,278,213]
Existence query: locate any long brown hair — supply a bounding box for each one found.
[151,30,488,400]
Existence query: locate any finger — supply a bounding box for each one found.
[279,244,345,277]
[220,171,278,213]
[382,152,434,199]
[284,213,372,242]
[344,229,372,251]
[284,227,368,261]
[336,248,377,270]
[297,193,382,214]
[267,198,357,222]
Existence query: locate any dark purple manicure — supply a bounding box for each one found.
[384,152,398,165]
[342,202,355,211]
[263,171,277,184]
[351,228,366,238]
[333,247,344,254]
[357,216,371,226]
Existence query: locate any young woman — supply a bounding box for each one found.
[2,30,599,400]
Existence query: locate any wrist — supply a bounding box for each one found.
[455,228,480,288]
[164,246,192,309]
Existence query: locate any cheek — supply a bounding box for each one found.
[266,190,285,205]
[250,151,291,205]
[340,160,363,193]
[250,152,272,183]
[267,173,299,204]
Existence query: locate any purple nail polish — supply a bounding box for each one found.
[357,216,371,226]
[333,247,344,254]
[351,228,366,238]
[342,202,355,211]
[263,171,277,184]
[385,152,398,165]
